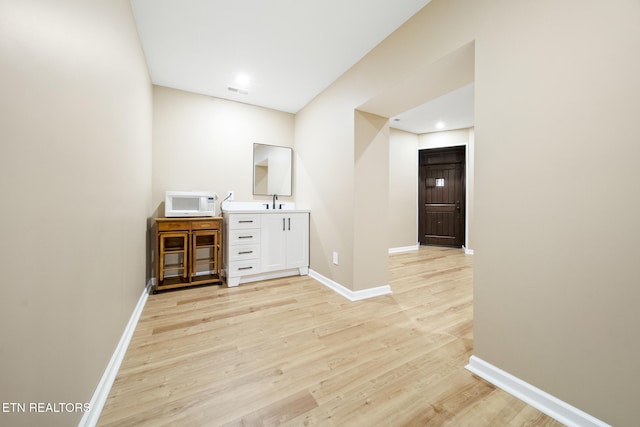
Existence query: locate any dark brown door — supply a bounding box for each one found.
[419,147,465,247]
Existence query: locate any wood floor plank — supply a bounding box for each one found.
[97,246,563,427]
[221,390,319,427]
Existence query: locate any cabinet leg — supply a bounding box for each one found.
[298,266,309,276]
[227,277,240,287]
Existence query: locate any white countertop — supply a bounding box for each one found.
[222,209,310,214]
[221,201,309,214]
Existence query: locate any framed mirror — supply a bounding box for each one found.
[253,143,293,196]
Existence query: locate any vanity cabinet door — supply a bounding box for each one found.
[285,213,309,269]
[260,214,287,272]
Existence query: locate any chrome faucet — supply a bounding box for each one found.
[272,194,278,209]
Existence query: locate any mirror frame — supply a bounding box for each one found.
[252,143,293,196]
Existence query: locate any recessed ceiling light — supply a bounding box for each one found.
[235,74,250,87]
[436,121,445,129]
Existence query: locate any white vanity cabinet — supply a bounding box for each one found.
[223,210,309,287]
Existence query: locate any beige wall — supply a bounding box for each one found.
[473,2,639,424]
[295,0,640,425]
[354,111,389,290]
[418,128,469,148]
[152,86,295,213]
[389,129,419,249]
[0,1,152,426]
[295,87,357,288]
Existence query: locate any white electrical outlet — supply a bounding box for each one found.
[332,251,339,265]
[227,191,234,201]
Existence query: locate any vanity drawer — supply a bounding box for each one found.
[228,214,261,229]
[227,259,260,277]
[229,229,260,245]
[229,244,259,262]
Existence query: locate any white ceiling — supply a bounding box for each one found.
[130,0,473,134]
[390,83,475,134]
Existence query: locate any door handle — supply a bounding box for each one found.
[288,217,291,231]
[282,218,285,231]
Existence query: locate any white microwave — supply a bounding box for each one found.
[165,191,217,217]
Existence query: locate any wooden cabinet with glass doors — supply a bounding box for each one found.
[153,217,223,292]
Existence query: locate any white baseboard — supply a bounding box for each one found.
[389,244,473,255]
[388,244,420,254]
[308,269,392,301]
[79,280,152,427]
[465,355,610,427]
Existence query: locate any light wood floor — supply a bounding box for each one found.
[98,247,563,426]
